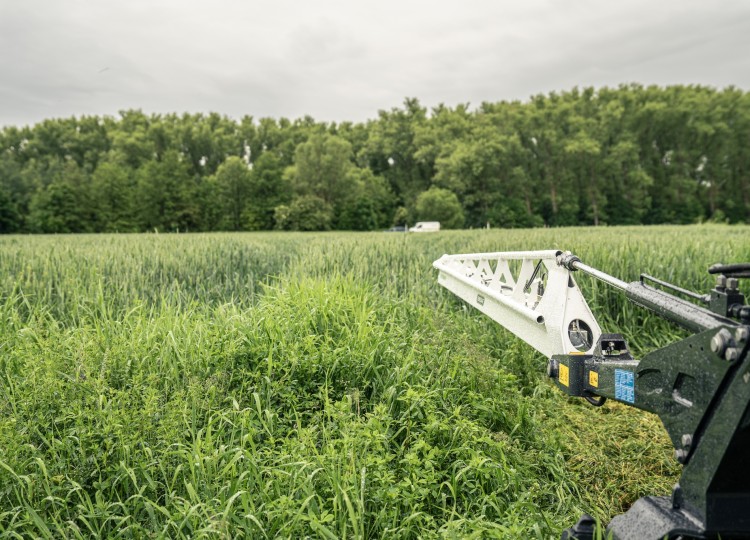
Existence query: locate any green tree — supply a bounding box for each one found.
[26,160,93,233]
[0,152,23,232]
[91,160,136,231]
[28,182,79,233]
[211,156,252,230]
[363,98,432,205]
[392,206,409,227]
[136,152,197,231]
[0,188,19,233]
[274,195,333,231]
[413,187,464,229]
[486,167,544,228]
[2,85,750,232]
[724,90,750,222]
[246,152,290,230]
[336,168,395,230]
[291,134,353,206]
[179,113,242,176]
[601,139,653,224]
[565,129,604,225]
[112,110,155,169]
[513,94,578,226]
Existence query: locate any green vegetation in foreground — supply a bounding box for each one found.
[1,225,748,538]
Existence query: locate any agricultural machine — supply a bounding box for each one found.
[433,250,750,539]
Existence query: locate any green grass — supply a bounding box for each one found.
[0,225,748,538]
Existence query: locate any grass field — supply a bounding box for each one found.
[1,225,748,538]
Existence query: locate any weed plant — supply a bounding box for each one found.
[0,225,748,538]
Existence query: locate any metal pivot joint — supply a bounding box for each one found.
[434,250,750,539]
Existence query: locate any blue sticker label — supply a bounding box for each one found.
[615,369,635,404]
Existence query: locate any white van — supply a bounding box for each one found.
[409,221,440,233]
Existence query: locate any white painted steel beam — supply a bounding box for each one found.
[433,250,601,357]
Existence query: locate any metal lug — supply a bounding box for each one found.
[725,347,740,362]
[674,448,688,464]
[710,329,732,357]
[671,484,683,509]
[547,358,559,379]
[681,434,693,448]
[736,327,749,343]
[716,275,727,289]
[727,277,739,291]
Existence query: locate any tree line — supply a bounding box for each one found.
[0,84,748,233]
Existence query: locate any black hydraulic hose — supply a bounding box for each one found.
[708,263,750,278]
[558,252,738,333]
[624,282,736,333]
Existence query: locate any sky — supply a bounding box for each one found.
[1,0,749,128]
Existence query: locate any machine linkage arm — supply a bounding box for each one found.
[434,250,750,540]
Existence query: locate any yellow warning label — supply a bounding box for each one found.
[589,370,599,388]
[559,364,569,387]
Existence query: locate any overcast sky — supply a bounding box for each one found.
[2,0,749,128]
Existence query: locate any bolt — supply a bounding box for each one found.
[681,434,693,448]
[547,358,559,379]
[716,275,727,289]
[711,330,731,356]
[674,449,689,464]
[672,484,683,509]
[726,348,740,362]
[737,327,750,343]
[727,277,739,291]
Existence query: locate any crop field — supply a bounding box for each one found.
[1,225,749,539]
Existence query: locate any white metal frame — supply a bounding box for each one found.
[433,250,601,357]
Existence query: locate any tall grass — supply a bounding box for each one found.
[0,225,748,538]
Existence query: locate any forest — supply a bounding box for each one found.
[0,84,748,233]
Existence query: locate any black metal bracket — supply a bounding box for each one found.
[607,497,706,540]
